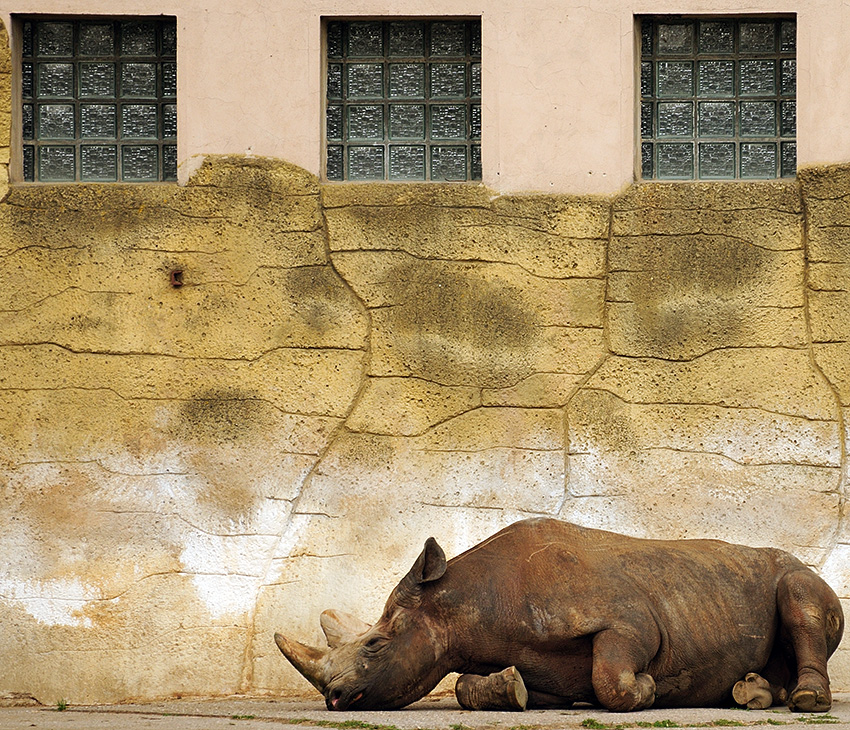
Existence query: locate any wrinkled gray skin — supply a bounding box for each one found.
[275,518,844,712]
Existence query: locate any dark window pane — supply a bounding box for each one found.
[348,105,384,139]
[163,145,177,180]
[81,145,117,180]
[641,142,653,178]
[122,145,158,180]
[122,63,158,97]
[739,60,776,96]
[740,143,776,178]
[698,21,733,53]
[699,143,735,178]
[740,101,776,136]
[163,104,177,138]
[657,23,693,54]
[430,22,465,56]
[389,64,424,98]
[739,22,776,53]
[327,64,343,98]
[122,21,157,55]
[327,105,343,140]
[698,61,734,96]
[80,63,116,97]
[39,146,76,180]
[327,23,343,58]
[80,23,114,55]
[431,105,466,138]
[657,62,693,97]
[698,102,735,137]
[348,23,383,56]
[389,145,425,180]
[122,105,158,138]
[348,146,384,179]
[431,64,466,98]
[38,63,74,97]
[81,104,117,137]
[347,64,383,98]
[22,104,34,140]
[657,102,693,137]
[38,23,73,56]
[780,100,796,137]
[22,63,34,98]
[162,63,177,97]
[23,145,35,181]
[656,143,694,179]
[389,22,424,56]
[38,104,75,139]
[781,141,796,177]
[431,145,466,180]
[327,145,344,180]
[390,105,425,139]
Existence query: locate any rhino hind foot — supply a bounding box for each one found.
[455,666,528,711]
[732,673,775,710]
[789,683,831,713]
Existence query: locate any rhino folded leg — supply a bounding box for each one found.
[455,666,528,711]
[591,628,658,711]
[778,569,844,713]
[732,672,786,710]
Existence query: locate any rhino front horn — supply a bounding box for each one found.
[274,632,328,692]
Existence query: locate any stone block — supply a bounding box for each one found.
[346,377,481,436]
[587,349,837,420]
[482,372,588,407]
[813,347,850,405]
[349,255,605,387]
[562,450,840,566]
[297,431,565,520]
[569,388,840,467]
[325,185,608,279]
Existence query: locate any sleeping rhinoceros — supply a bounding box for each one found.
[274,517,844,713]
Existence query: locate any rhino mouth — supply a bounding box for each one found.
[326,687,365,711]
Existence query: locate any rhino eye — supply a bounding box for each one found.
[364,636,387,651]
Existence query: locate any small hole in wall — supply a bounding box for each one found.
[170,269,184,288]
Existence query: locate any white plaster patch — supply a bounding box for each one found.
[0,576,99,627]
[186,573,262,620]
[820,543,850,597]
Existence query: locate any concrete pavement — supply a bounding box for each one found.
[0,694,848,730]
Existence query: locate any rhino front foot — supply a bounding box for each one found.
[455,666,528,711]
[788,674,832,713]
[733,673,785,710]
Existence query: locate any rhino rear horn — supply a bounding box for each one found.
[274,632,328,691]
[320,609,372,648]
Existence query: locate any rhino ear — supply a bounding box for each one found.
[390,537,447,608]
[320,609,372,648]
[414,537,447,584]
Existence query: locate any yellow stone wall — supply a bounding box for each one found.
[0,24,847,704]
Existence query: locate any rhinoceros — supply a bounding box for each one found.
[274,517,844,713]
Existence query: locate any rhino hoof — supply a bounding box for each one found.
[456,666,528,711]
[789,685,831,713]
[733,673,773,710]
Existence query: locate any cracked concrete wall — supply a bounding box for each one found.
[0,35,848,710]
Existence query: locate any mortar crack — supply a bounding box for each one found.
[800,181,848,571]
[577,386,838,422]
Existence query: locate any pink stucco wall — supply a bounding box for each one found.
[3,0,850,193]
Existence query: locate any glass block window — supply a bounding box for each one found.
[640,18,796,180]
[326,19,481,182]
[20,17,177,182]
